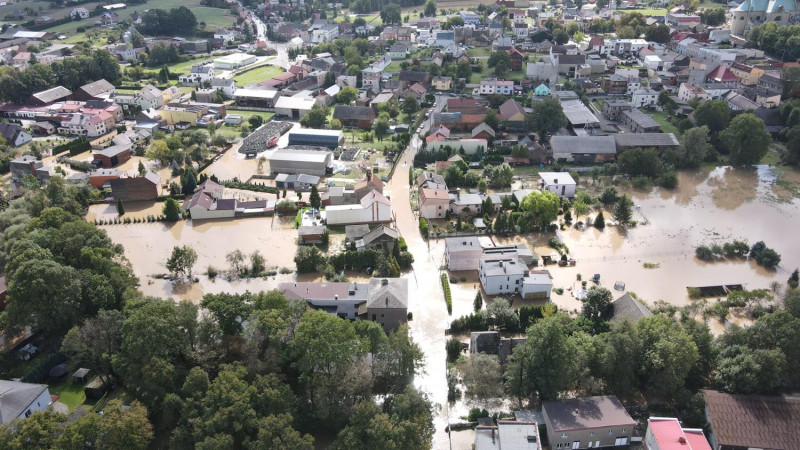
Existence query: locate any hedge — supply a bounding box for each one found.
[441,273,452,314]
[22,352,67,384]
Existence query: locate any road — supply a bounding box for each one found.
[246,8,291,70]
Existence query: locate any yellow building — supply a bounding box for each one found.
[432,76,452,91]
[159,105,205,125]
[730,62,764,85]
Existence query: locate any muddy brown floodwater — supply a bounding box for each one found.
[89,147,800,450]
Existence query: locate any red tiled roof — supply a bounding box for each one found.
[707,65,737,83]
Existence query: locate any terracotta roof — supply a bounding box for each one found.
[360,189,390,207]
[702,390,800,450]
[707,65,738,83]
[420,188,450,202]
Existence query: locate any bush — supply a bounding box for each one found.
[206,266,218,279]
[750,241,781,268]
[419,217,429,236]
[449,312,488,333]
[22,352,67,383]
[446,337,462,363]
[441,273,452,314]
[468,408,490,422]
[600,187,618,204]
[695,245,715,261]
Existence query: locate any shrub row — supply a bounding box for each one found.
[441,273,452,314]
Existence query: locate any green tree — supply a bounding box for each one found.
[593,211,605,229]
[300,105,328,129]
[613,195,632,228]
[645,23,671,43]
[457,353,504,400]
[581,287,612,333]
[487,51,511,76]
[678,126,712,168]
[250,250,266,275]
[721,113,772,165]
[617,147,662,177]
[373,118,390,141]
[295,246,325,273]
[163,198,182,221]
[402,96,419,115]
[309,185,321,210]
[788,269,800,290]
[0,410,67,449]
[474,291,483,312]
[484,108,500,130]
[248,115,264,128]
[486,297,519,331]
[59,399,153,450]
[506,314,579,402]
[525,97,567,140]
[693,99,731,135]
[485,162,514,188]
[137,160,146,176]
[456,60,472,80]
[166,245,198,278]
[380,3,402,25]
[424,0,437,16]
[117,199,125,216]
[597,319,639,397]
[61,310,123,385]
[714,346,785,394]
[636,315,699,397]
[520,190,559,229]
[338,86,358,105]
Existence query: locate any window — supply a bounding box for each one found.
[381,314,384,318]
[622,429,626,433]
[590,432,594,437]
[562,433,568,438]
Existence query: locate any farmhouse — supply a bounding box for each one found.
[325,190,391,225]
[0,380,51,425]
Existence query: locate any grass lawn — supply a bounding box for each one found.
[614,8,667,15]
[233,65,284,86]
[467,47,492,58]
[166,57,215,74]
[696,1,726,9]
[385,61,405,72]
[227,109,275,121]
[648,111,681,138]
[49,378,86,412]
[505,70,527,81]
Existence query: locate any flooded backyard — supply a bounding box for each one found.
[86,153,800,449]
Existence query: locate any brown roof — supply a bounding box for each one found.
[543,396,635,432]
[420,188,449,202]
[702,390,800,450]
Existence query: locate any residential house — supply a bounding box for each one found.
[645,417,711,450]
[729,62,763,85]
[472,123,496,140]
[111,44,142,62]
[521,270,553,300]
[333,105,374,129]
[419,187,450,219]
[10,155,44,181]
[325,190,391,225]
[631,88,658,108]
[88,168,122,189]
[0,380,51,424]
[706,65,738,87]
[354,172,384,198]
[479,78,514,95]
[621,108,661,133]
[214,28,236,43]
[0,123,32,147]
[362,66,383,89]
[183,179,236,220]
[445,237,483,271]
[539,172,576,198]
[543,396,635,449]
[610,293,652,324]
[678,82,707,102]
[178,65,216,84]
[364,278,408,332]
[298,226,327,244]
[274,173,320,190]
[137,85,164,109]
[355,225,400,251]
[211,78,236,98]
[389,43,409,60]
[398,71,431,89]
[432,76,452,91]
[479,254,528,295]
[470,330,527,365]
[601,75,628,94]
[475,420,542,450]
[701,389,800,450]
[109,172,162,201]
[534,83,551,97]
[450,190,482,215]
[508,47,525,71]
[499,99,526,129]
[602,100,631,121]
[280,281,369,319]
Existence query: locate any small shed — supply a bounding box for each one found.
[72,368,91,384]
[84,376,109,400]
[298,225,326,244]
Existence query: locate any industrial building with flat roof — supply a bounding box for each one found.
[288,129,344,148]
[267,148,332,176]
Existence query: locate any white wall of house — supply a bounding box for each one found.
[17,388,51,421]
[188,206,235,220]
[326,202,391,225]
[541,182,575,198]
[420,200,448,219]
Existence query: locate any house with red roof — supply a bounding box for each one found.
[706,65,738,86]
[645,418,711,450]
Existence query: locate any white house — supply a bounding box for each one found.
[214,28,236,43]
[0,380,50,424]
[326,190,391,225]
[625,77,641,95]
[459,10,482,25]
[479,255,529,295]
[521,270,553,300]
[0,123,32,147]
[178,64,216,84]
[445,237,484,271]
[631,88,658,108]
[419,187,450,219]
[478,78,514,95]
[435,31,455,48]
[137,85,163,109]
[183,180,235,220]
[211,78,236,98]
[539,172,576,198]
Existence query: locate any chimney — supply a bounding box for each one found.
[335,294,339,300]
[385,297,389,306]
[366,169,372,181]
[678,437,686,444]
[491,428,495,444]
[381,278,389,286]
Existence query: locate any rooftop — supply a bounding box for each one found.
[367,278,408,309]
[542,395,635,432]
[0,379,48,425]
[539,172,576,186]
[647,418,711,450]
[279,281,370,301]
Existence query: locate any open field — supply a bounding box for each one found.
[40,0,238,38]
[226,109,275,121]
[614,8,668,15]
[233,65,284,86]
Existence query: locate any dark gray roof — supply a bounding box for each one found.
[620,108,660,129]
[345,224,370,239]
[614,133,679,148]
[367,278,408,309]
[611,293,652,323]
[550,135,617,154]
[360,225,399,246]
[79,79,114,97]
[543,396,635,432]
[31,86,72,104]
[398,71,430,82]
[333,105,373,120]
[0,380,48,424]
